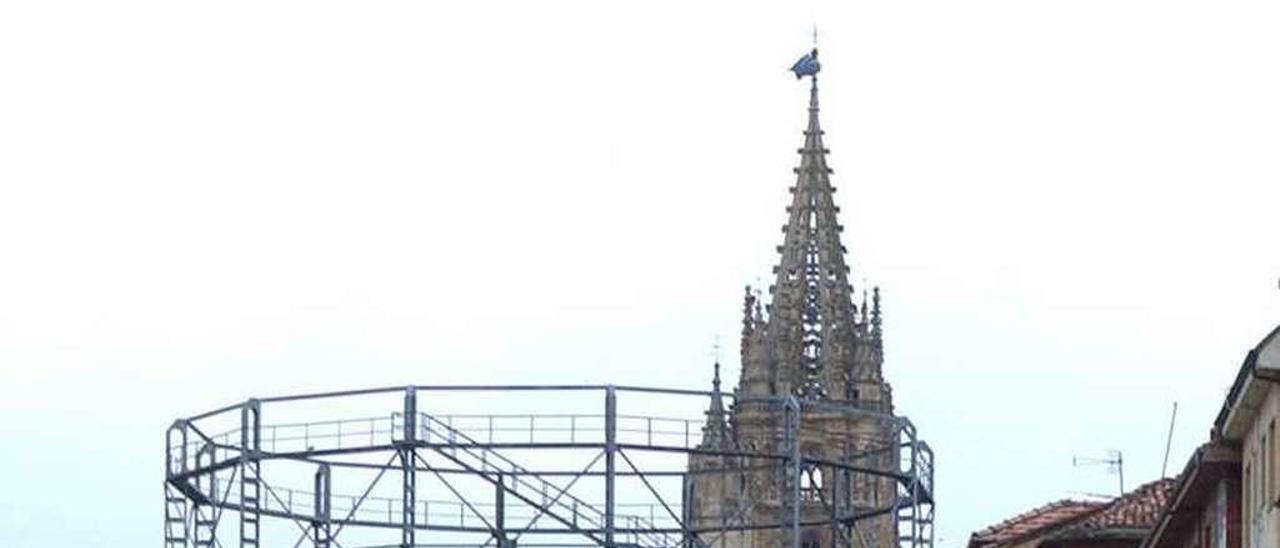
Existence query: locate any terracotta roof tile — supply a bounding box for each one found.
[970,500,1106,548]
[970,479,1178,548]
[1067,478,1177,533]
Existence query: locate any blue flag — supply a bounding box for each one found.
[790,49,821,79]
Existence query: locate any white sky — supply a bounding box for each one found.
[2,1,1279,547]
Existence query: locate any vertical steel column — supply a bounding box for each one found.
[403,386,418,445]
[717,452,728,543]
[924,443,935,548]
[312,464,331,548]
[906,425,916,548]
[164,483,190,548]
[891,420,920,548]
[401,387,418,548]
[604,386,617,548]
[783,397,801,548]
[240,400,261,548]
[680,473,693,548]
[165,421,190,548]
[194,444,217,548]
[494,473,509,548]
[829,463,840,548]
[907,428,919,548]
[193,506,215,547]
[842,461,855,548]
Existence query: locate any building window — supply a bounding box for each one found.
[1245,461,1252,547]
[1215,482,1227,548]
[801,466,823,503]
[1261,447,1267,513]
[1253,450,1260,513]
[1264,434,1270,512]
[1271,420,1277,503]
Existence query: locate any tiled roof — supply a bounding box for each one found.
[1060,478,1176,535]
[970,479,1179,548]
[970,500,1106,548]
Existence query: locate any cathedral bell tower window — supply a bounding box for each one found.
[800,464,823,503]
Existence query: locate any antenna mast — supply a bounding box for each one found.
[1161,402,1179,478]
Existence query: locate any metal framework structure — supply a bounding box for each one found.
[164,385,933,548]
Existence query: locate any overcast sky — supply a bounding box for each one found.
[2,1,1279,547]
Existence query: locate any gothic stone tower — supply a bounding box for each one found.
[688,50,899,548]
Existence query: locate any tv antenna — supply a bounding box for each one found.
[1073,449,1125,497]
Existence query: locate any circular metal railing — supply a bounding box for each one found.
[163,385,933,548]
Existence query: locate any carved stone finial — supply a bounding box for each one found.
[753,288,764,322]
[871,286,883,338]
[698,359,730,450]
[861,288,869,325]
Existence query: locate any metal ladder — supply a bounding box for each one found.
[193,503,216,548]
[240,401,262,548]
[164,483,189,548]
[239,460,261,547]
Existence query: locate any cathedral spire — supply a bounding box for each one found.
[698,359,730,450]
[762,49,860,401]
[735,48,888,407]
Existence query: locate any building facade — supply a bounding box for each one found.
[1142,443,1241,548]
[1215,326,1280,548]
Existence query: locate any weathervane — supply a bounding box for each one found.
[790,35,821,80]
